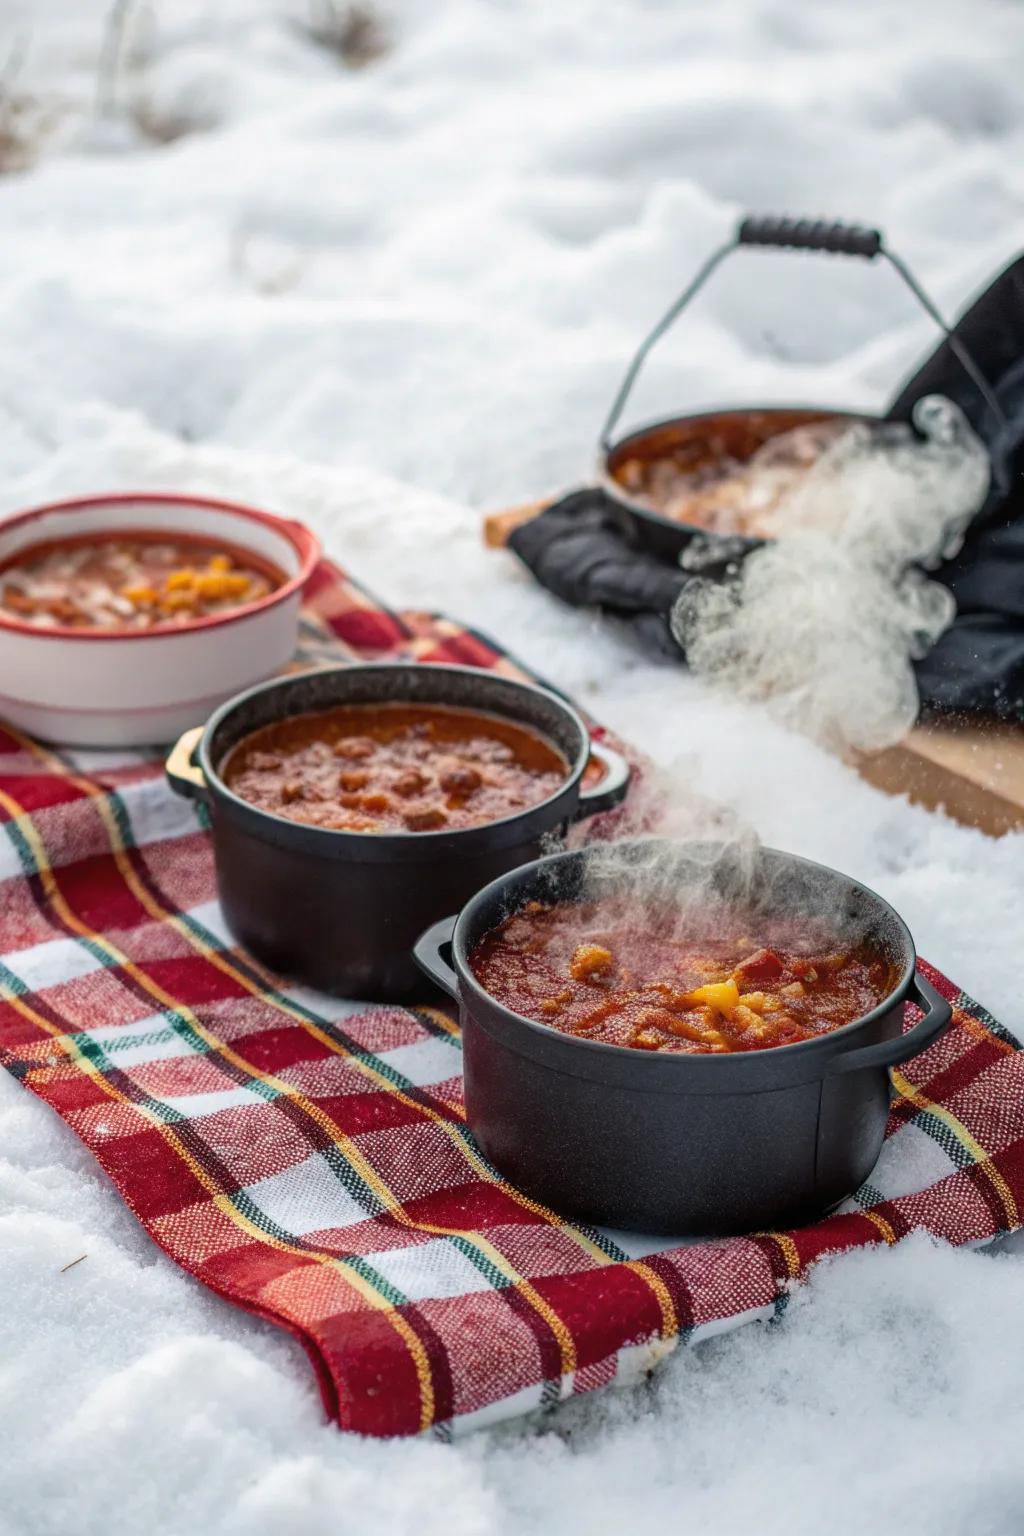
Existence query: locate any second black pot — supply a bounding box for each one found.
[165,663,629,1001]
[415,840,953,1235]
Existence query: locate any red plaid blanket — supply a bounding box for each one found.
[1,559,1022,1438]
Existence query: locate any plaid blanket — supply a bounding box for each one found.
[1,558,1023,1439]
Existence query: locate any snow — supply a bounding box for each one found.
[2,0,1024,1531]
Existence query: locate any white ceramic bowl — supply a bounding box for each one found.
[0,492,320,748]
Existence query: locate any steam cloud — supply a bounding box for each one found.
[669,396,990,754]
[576,834,879,951]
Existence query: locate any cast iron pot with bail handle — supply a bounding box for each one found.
[165,663,630,1002]
[598,214,1004,565]
[414,839,953,1235]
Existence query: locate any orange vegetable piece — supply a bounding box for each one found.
[570,944,614,983]
[162,589,197,611]
[123,584,159,606]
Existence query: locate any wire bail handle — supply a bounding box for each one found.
[599,215,1006,451]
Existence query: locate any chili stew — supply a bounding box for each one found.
[469,896,898,1054]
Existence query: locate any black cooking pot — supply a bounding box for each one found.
[165,664,629,1001]
[414,839,952,1235]
[597,215,1001,565]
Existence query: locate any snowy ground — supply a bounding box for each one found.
[2,2,1024,1532]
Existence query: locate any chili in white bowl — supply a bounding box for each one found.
[0,493,319,747]
[1,531,283,631]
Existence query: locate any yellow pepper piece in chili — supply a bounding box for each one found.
[684,978,740,1015]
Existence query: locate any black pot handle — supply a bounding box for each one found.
[599,215,1005,451]
[737,216,881,257]
[413,915,460,1000]
[575,741,631,820]
[165,726,209,802]
[827,973,952,1076]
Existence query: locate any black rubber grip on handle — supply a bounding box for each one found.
[738,216,882,259]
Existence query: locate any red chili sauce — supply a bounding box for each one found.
[0,531,283,630]
[468,897,898,1054]
[614,419,848,538]
[222,703,570,833]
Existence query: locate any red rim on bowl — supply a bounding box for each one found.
[0,492,321,642]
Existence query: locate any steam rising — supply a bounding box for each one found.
[670,396,990,753]
[575,836,885,954]
[562,756,881,952]
[562,396,990,954]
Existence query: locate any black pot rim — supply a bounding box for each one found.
[598,404,875,548]
[451,838,917,1076]
[197,662,593,858]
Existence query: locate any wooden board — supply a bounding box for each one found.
[484,497,1024,838]
[856,718,1024,838]
[483,497,551,548]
